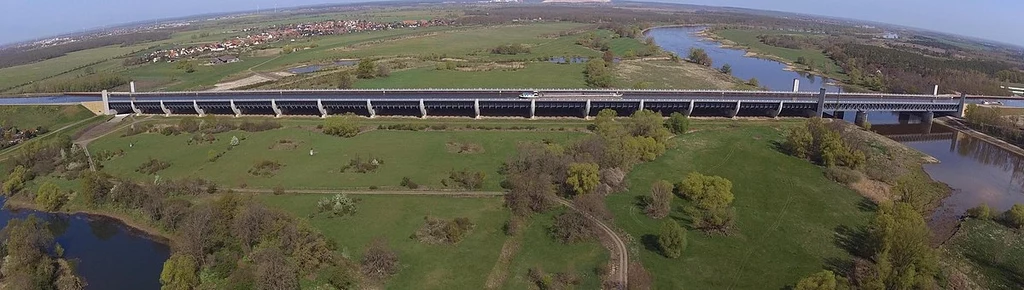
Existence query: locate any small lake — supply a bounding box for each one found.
[647,26,840,92]
[0,199,170,290]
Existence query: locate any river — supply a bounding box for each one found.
[647,26,1024,240]
[0,199,169,289]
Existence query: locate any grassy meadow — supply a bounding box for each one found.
[88,124,585,190]
[606,121,874,289]
[943,219,1024,290]
[714,29,844,76]
[0,105,95,129]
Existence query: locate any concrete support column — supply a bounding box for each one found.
[957,93,967,118]
[854,111,868,127]
[101,90,112,115]
[271,99,282,118]
[130,81,136,93]
[230,100,242,118]
[159,101,171,117]
[922,111,934,124]
[584,99,592,119]
[529,99,536,119]
[834,111,846,120]
[316,99,327,118]
[366,99,376,118]
[419,99,427,118]
[729,100,741,118]
[193,100,205,117]
[792,79,800,92]
[638,100,645,112]
[770,101,784,118]
[815,88,826,118]
[898,112,911,125]
[686,100,695,116]
[130,101,142,116]
[473,99,481,119]
[933,85,939,96]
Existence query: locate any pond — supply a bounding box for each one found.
[646,26,840,92]
[0,199,170,290]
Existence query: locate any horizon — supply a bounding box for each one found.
[1,0,1021,48]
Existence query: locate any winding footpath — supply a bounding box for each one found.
[554,197,629,287]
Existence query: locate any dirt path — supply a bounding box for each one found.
[230,188,505,196]
[554,197,628,287]
[483,231,524,289]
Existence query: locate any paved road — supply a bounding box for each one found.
[554,197,629,287]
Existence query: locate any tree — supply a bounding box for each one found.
[865,203,938,289]
[794,270,850,290]
[677,172,734,210]
[720,63,733,75]
[36,181,66,211]
[657,220,687,258]
[337,72,354,89]
[666,112,690,134]
[688,48,712,67]
[2,165,30,196]
[584,59,613,88]
[645,180,673,219]
[361,238,399,281]
[551,211,596,243]
[566,163,600,195]
[254,246,300,290]
[356,59,376,79]
[1005,204,1024,228]
[160,254,199,290]
[627,109,671,143]
[602,50,615,64]
[1,216,59,289]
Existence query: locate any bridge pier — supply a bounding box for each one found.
[366,100,376,118]
[792,79,800,92]
[686,100,695,116]
[419,99,427,118]
[530,99,536,119]
[193,100,205,117]
[922,111,934,124]
[833,111,845,120]
[815,88,826,118]
[770,101,783,118]
[159,101,171,117]
[101,90,112,115]
[474,99,481,119]
[729,101,741,118]
[316,99,327,118]
[130,101,142,116]
[231,100,242,118]
[638,100,645,112]
[271,100,282,118]
[854,111,867,127]
[957,93,967,118]
[898,112,911,125]
[584,99,591,119]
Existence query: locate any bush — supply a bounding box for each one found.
[550,211,596,244]
[361,238,399,281]
[178,118,199,133]
[965,204,991,220]
[136,158,171,175]
[445,169,486,190]
[317,194,358,217]
[413,216,475,245]
[400,177,419,189]
[272,185,285,195]
[323,116,361,137]
[566,163,600,195]
[645,180,672,219]
[687,206,736,234]
[824,166,862,185]
[35,182,67,211]
[249,160,282,177]
[491,44,531,55]
[1004,204,1024,228]
[2,165,30,196]
[677,172,734,210]
[340,157,381,173]
[238,120,281,132]
[666,112,690,134]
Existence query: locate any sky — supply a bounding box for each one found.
[0,0,1020,47]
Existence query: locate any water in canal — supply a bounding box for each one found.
[646,26,840,92]
[0,199,170,289]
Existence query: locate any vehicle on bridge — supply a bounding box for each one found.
[519,90,541,99]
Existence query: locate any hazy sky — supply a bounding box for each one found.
[0,0,1019,46]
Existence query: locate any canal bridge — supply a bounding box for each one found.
[91,88,969,119]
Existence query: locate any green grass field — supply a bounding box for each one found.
[355,62,588,89]
[0,44,148,92]
[943,219,1024,290]
[261,194,510,289]
[606,121,873,289]
[88,126,585,190]
[340,23,597,60]
[501,209,608,289]
[0,105,94,129]
[714,29,844,76]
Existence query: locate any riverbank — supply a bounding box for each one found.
[935,117,1024,157]
[3,198,174,246]
[695,28,833,80]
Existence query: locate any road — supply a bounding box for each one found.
[554,197,629,287]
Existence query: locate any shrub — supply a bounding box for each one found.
[550,211,596,244]
[491,44,531,55]
[566,163,600,195]
[687,206,736,234]
[657,220,687,258]
[249,160,283,177]
[1004,204,1024,228]
[238,120,282,132]
[323,116,361,137]
[666,112,690,134]
[400,177,419,189]
[824,166,862,185]
[677,172,734,210]
[2,165,30,196]
[413,216,475,245]
[317,194,358,217]
[446,169,486,190]
[340,157,381,173]
[361,238,399,281]
[178,118,199,133]
[272,185,285,195]
[136,158,171,175]
[645,180,673,219]
[965,204,991,219]
[35,182,67,211]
